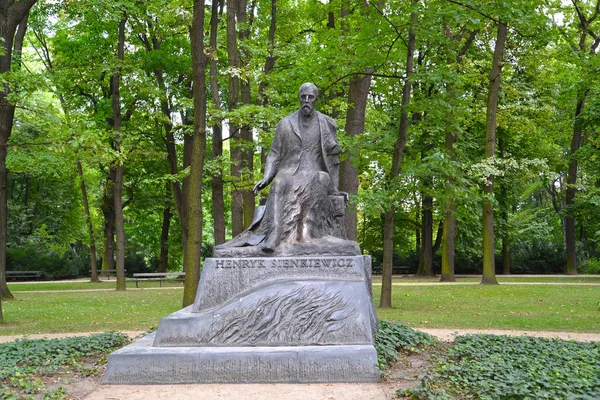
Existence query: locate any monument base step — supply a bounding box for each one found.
[102,333,380,384]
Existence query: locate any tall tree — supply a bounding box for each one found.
[380,0,418,308]
[481,20,507,285]
[238,0,255,230]
[111,13,127,291]
[209,0,226,245]
[77,161,100,282]
[0,0,38,301]
[182,0,207,307]
[226,0,243,237]
[440,17,479,282]
[340,72,372,241]
[564,0,600,275]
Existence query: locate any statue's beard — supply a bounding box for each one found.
[301,105,313,117]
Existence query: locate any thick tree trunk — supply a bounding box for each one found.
[78,161,100,282]
[440,98,457,282]
[0,1,38,301]
[481,21,507,285]
[182,0,207,307]
[380,1,417,308]
[209,0,226,245]
[340,72,372,241]
[565,93,585,275]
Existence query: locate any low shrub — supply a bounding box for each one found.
[0,332,129,399]
[581,258,600,274]
[408,334,600,399]
[511,240,566,274]
[374,320,436,370]
[6,246,81,280]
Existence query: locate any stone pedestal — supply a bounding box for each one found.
[103,255,379,384]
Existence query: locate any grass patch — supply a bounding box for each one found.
[0,332,129,399]
[8,280,184,292]
[405,334,600,399]
[374,284,600,332]
[371,276,600,283]
[2,281,598,336]
[1,290,182,335]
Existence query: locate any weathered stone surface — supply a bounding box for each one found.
[102,255,379,384]
[153,255,376,347]
[193,255,365,310]
[154,282,372,347]
[103,333,379,384]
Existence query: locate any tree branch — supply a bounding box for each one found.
[444,0,499,24]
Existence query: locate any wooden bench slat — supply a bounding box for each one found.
[130,272,186,288]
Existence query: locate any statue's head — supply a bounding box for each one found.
[299,83,318,117]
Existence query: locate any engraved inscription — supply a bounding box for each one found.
[214,257,354,269]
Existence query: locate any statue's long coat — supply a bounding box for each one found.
[263,110,341,194]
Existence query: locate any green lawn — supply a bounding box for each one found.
[374,284,600,332]
[371,276,600,283]
[0,289,182,335]
[7,280,184,291]
[1,281,598,335]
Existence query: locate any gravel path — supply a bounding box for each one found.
[2,328,598,344]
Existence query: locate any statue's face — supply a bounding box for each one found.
[299,87,317,117]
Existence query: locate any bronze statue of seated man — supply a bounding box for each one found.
[215,83,355,257]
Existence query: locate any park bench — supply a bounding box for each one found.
[6,271,42,281]
[371,265,411,275]
[130,272,186,288]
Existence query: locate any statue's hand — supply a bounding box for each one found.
[253,178,269,196]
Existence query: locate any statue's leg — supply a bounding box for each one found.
[300,171,330,242]
[262,175,291,252]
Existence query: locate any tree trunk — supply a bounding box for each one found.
[416,193,434,276]
[158,185,171,274]
[0,141,12,300]
[256,0,277,107]
[565,93,585,275]
[340,71,372,241]
[226,0,243,237]
[209,0,226,245]
[238,0,255,230]
[0,1,38,301]
[498,136,510,275]
[441,130,457,282]
[380,1,417,308]
[78,161,100,282]
[481,21,507,286]
[111,14,127,291]
[182,0,207,307]
[102,172,115,273]
[379,208,395,308]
